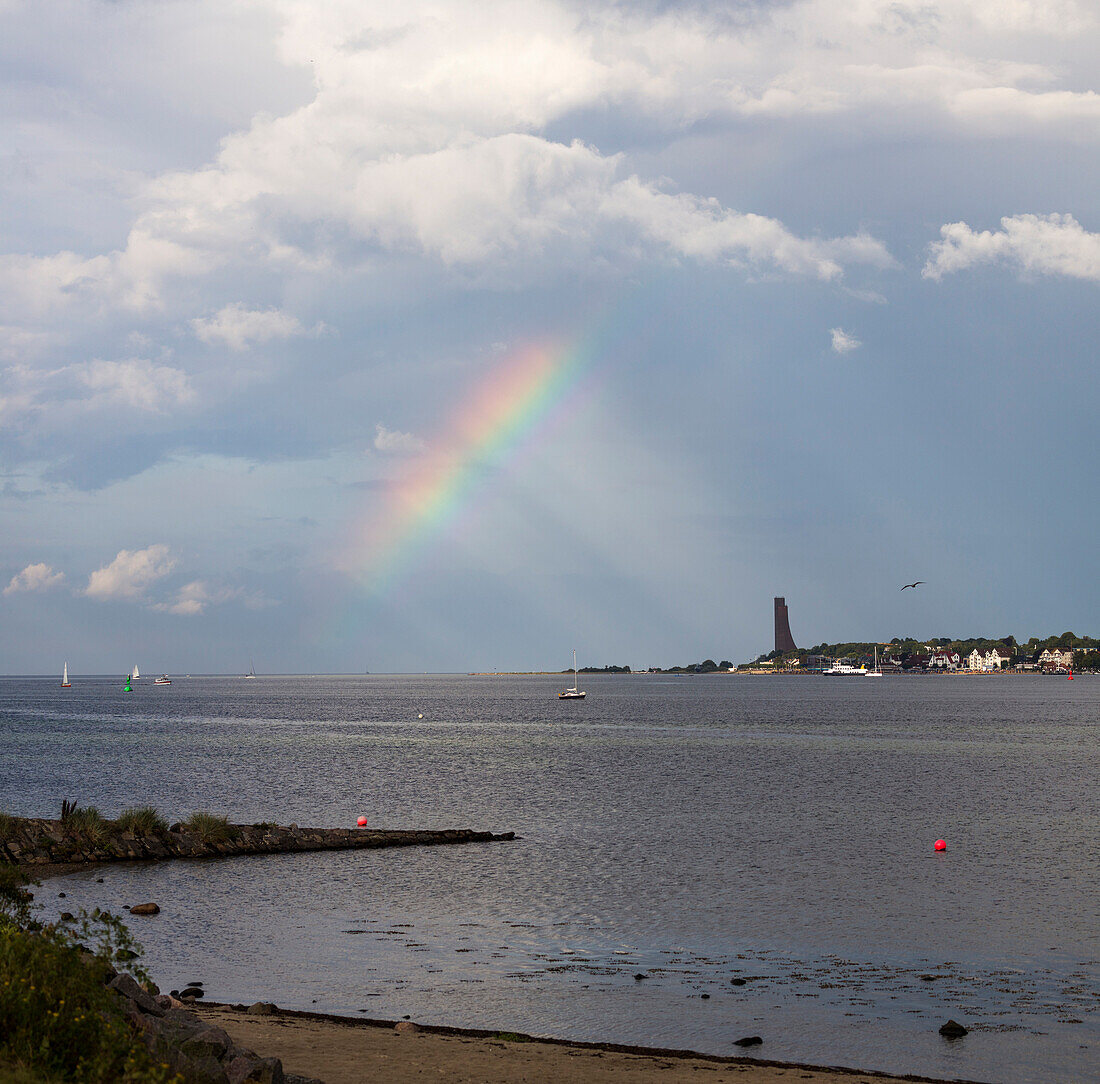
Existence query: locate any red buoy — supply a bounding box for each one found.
[934,839,947,851]
[1067,672,1074,680]
[356,815,368,827]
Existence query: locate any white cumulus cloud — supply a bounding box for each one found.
[191,303,314,350]
[830,327,862,354]
[85,545,176,601]
[4,563,66,595]
[374,423,426,455]
[923,213,1100,282]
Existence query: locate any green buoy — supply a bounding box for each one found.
[123,673,133,692]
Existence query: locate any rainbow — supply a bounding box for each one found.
[345,337,594,595]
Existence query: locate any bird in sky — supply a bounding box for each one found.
[900,581,925,590]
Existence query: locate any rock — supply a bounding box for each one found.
[109,973,163,1015]
[634,973,647,981]
[247,1001,277,1016]
[179,1053,231,1084]
[180,986,205,999]
[129,902,161,915]
[228,1056,284,1084]
[180,1026,232,1060]
[58,892,66,897]
[734,1035,763,1047]
[60,911,74,921]
[186,980,205,987]
[394,1021,420,1034]
[700,993,710,999]
[96,877,104,883]
[730,977,746,986]
[939,1019,968,1038]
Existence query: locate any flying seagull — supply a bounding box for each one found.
[900,581,925,590]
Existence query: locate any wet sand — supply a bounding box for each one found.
[194,1004,982,1084]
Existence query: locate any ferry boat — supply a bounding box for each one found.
[823,660,868,676]
[153,675,171,685]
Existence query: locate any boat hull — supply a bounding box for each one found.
[558,691,586,699]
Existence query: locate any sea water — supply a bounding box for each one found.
[2,674,1097,1083]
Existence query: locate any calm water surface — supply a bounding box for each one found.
[2,674,1097,1084]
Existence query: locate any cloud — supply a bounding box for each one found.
[10,0,1098,327]
[923,213,1100,282]
[85,545,176,601]
[830,327,862,354]
[4,563,65,595]
[0,358,194,426]
[151,578,272,615]
[191,303,315,350]
[374,423,426,455]
[74,359,195,411]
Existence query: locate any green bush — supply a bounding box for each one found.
[0,868,34,931]
[0,924,179,1083]
[114,807,168,835]
[0,814,17,842]
[183,812,238,844]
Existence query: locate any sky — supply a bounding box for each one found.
[1,0,1098,674]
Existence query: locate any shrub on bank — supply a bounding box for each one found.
[115,807,168,835]
[183,812,238,844]
[0,925,179,1084]
[0,869,178,1084]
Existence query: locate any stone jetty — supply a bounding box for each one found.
[1,816,514,870]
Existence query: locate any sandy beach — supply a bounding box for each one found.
[193,1004,979,1084]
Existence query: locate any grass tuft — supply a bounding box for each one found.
[183,812,238,844]
[61,807,115,847]
[115,807,168,835]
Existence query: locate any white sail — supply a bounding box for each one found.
[62,663,68,685]
[132,664,140,679]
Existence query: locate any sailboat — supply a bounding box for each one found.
[61,663,71,688]
[558,649,586,700]
[865,646,883,678]
[131,664,140,681]
[244,659,257,679]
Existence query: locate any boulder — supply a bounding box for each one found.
[179,1053,231,1084]
[180,986,205,999]
[129,902,161,915]
[109,972,163,1016]
[247,1001,277,1016]
[733,1035,763,1047]
[939,1019,968,1038]
[227,1056,284,1084]
[394,1021,420,1034]
[180,1026,232,1061]
[730,977,746,986]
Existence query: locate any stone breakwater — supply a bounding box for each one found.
[1,817,515,869]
